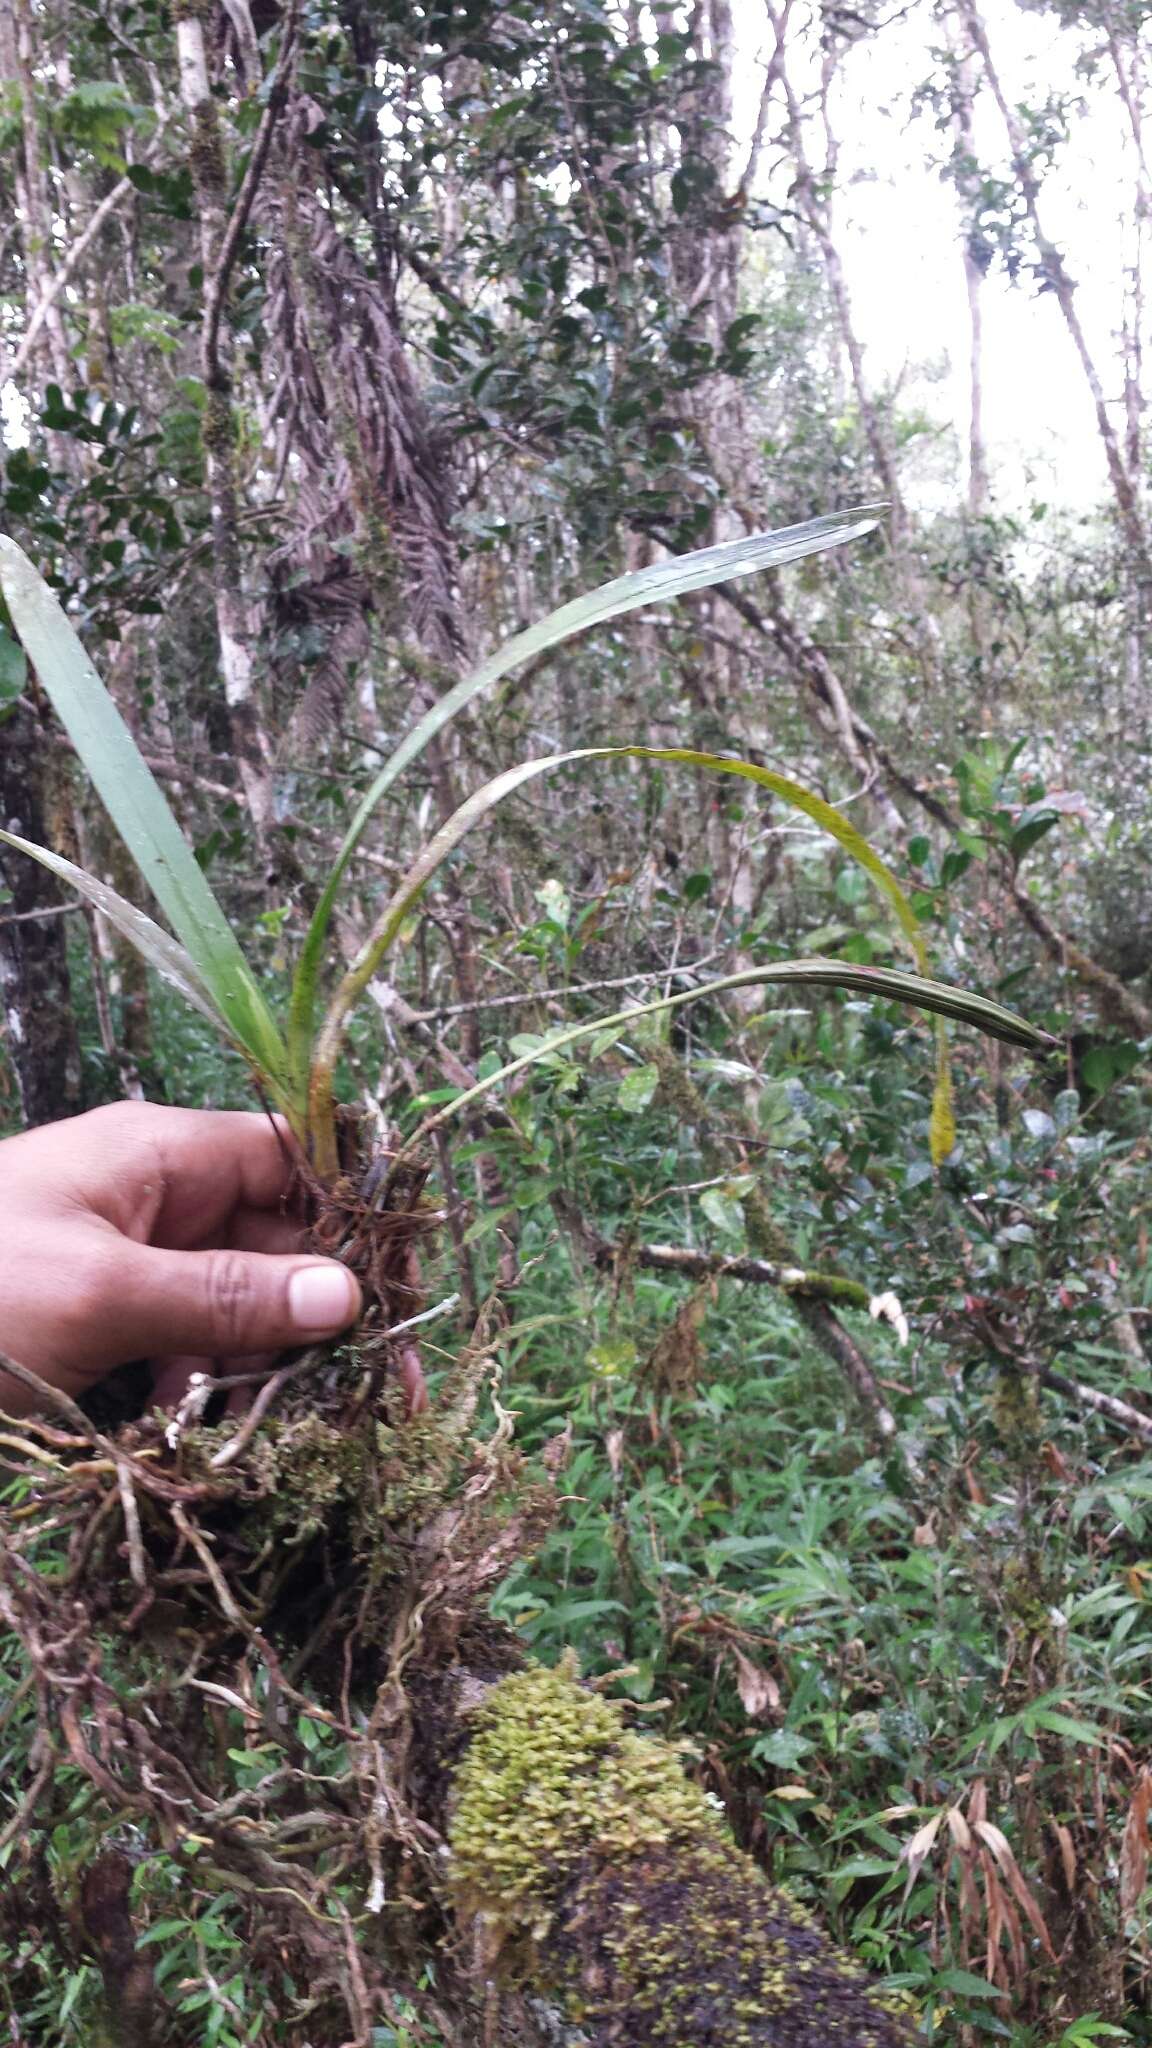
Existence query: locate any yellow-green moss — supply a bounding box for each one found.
[448,1663,916,2046]
[450,1659,714,1928]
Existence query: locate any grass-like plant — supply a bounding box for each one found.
[0,509,1049,1194]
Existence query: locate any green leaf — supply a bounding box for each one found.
[616,1063,660,1113]
[313,744,930,1091]
[137,1918,198,1947]
[1030,1710,1104,1746]
[404,962,1051,1150]
[289,506,884,1091]
[0,537,289,1102]
[935,1968,1007,2000]
[1080,1042,1141,1093]
[701,1186,746,1236]
[0,622,27,703]
[752,1729,813,1770]
[0,827,224,1029]
[1059,2020,1132,2044]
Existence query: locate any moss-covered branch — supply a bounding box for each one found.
[449,1662,915,2047]
[594,1235,872,1307]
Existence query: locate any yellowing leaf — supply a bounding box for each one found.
[930,1032,957,1167]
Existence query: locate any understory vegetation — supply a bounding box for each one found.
[1,0,1151,2043]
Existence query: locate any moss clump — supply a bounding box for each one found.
[449,1663,915,2046]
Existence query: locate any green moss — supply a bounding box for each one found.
[188,101,226,200]
[449,1664,915,2046]
[451,1659,712,1928]
[788,1270,871,1307]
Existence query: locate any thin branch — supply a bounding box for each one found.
[0,898,83,927]
[593,1236,871,1309]
[6,171,137,384]
[1041,1367,1152,1444]
[390,957,724,1024]
[0,1349,99,1440]
[202,0,303,386]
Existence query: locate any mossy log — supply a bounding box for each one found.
[449,1664,915,2047]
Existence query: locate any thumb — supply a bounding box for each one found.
[98,1243,362,1363]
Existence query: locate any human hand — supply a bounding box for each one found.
[0,1102,361,1417]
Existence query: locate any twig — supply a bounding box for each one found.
[392,957,723,1024]
[170,1503,245,1626]
[7,171,139,383]
[208,1364,294,1470]
[0,898,84,927]
[0,1350,99,1440]
[0,1752,54,1856]
[114,1456,148,1589]
[1041,1367,1152,1443]
[377,1295,460,1340]
[202,0,302,383]
[593,1237,871,1309]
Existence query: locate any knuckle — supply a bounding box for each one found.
[205,1249,262,1349]
[82,1100,150,1139]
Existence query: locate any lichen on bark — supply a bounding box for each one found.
[449,1662,916,2046]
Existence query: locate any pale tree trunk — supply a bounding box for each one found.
[667,0,786,904]
[763,8,944,719]
[1105,17,1149,717]
[949,40,991,520]
[945,24,995,711]
[173,1,277,841]
[959,0,1152,594]
[764,5,907,535]
[0,0,71,391]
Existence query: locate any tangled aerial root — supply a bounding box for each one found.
[0,1231,541,2044]
[0,1123,915,2047]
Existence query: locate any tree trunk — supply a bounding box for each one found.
[173,0,276,840]
[959,0,1152,590]
[0,0,73,395]
[0,698,83,1125]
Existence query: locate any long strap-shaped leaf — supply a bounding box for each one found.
[0,537,288,1092]
[393,962,1053,1159]
[309,744,928,1148]
[286,506,884,1089]
[0,828,224,1031]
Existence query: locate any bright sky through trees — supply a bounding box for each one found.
[734,0,1133,509]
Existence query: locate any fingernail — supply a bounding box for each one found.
[288,1264,358,1332]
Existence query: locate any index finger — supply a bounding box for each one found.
[147,1108,302,1247]
[60,1103,303,1246]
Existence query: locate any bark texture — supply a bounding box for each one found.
[0,699,83,1125]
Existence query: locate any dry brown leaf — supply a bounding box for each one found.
[902,1808,944,1895]
[945,1804,972,1851]
[1052,1819,1077,1894]
[643,1288,708,1393]
[729,1645,780,1721]
[542,1419,573,1478]
[973,1819,1055,1958]
[983,1858,1007,1984]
